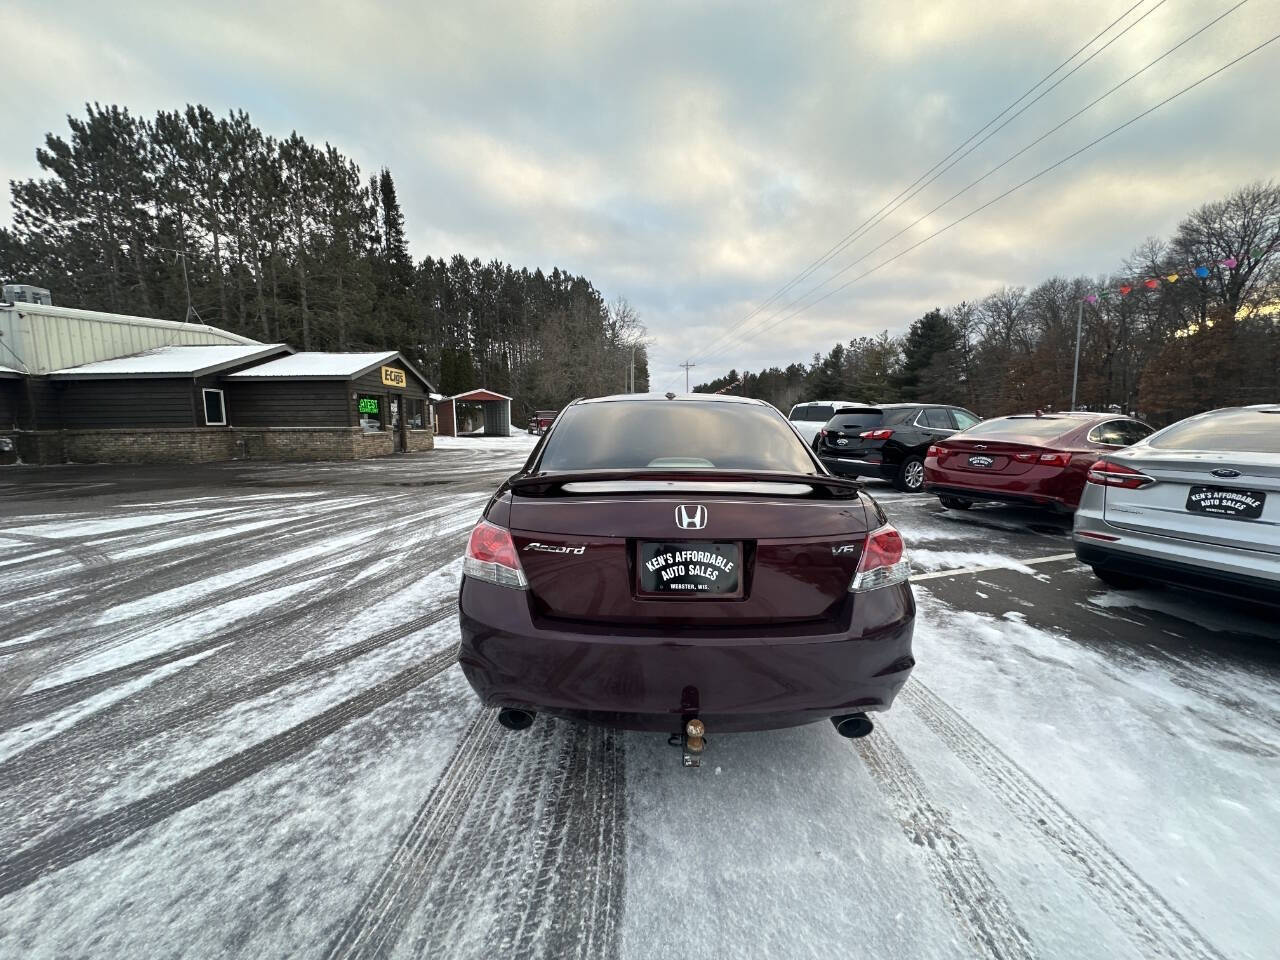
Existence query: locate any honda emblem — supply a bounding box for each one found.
[1211,468,1242,479]
[675,504,708,530]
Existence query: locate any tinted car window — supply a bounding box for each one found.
[1149,408,1280,454]
[829,408,883,430]
[1113,419,1153,445]
[789,404,835,422]
[960,416,1080,441]
[953,409,980,429]
[541,401,818,473]
[1087,420,1126,445]
[924,408,953,429]
[883,408,919,425]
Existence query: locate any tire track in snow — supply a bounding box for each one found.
[0,532,111,568]
[855,729,1038,960]
[901,680,1227,960]
[328,720,627,960]
[2,509,472,726]
[325,708,502,960]
[0,647,459,900]
[0,602,458,785]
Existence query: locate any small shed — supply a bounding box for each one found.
[435,388,512,437]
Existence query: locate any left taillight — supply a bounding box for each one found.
[464,519,528,589]
[1086,459,1154,489]
[849,525,911,593]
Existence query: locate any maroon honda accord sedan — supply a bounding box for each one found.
[457,394,915,744]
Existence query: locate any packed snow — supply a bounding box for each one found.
[0,447,1276,960]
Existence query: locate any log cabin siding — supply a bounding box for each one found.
[55,378,196,428]
[221,380,353,427]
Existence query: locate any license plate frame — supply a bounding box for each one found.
[636,540,743,598]
[1185,485,1266,520]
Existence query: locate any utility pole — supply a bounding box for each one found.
[629,344,637,393]
[679,360,696,393]
[1071,299,1083,411]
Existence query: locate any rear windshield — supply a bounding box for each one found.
[789,404,836,422]
[825,407,917,428]
[959,416,1079,441]
[1149,409,1280,454]
[539,401,817,473]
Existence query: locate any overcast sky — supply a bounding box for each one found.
[3,0,1278,389]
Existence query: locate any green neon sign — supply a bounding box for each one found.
[358,397,380,414]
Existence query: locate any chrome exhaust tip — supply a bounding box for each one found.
[498,708,536,731]
[831,713,874,739]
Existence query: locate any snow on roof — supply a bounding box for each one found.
[0,363,23,377]
[447,388,512,402]
[224,351,400,379]
[48,344,289,378]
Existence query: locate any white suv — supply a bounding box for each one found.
[787,400,858,446]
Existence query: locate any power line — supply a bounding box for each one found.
[696,31,1280,364]
[693,0,1253,373]
[670,0,1157,380]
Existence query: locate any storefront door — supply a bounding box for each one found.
[391,395,404,452]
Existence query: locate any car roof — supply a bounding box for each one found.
[575,392,768,405]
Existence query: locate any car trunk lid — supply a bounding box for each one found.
[933,439,1047,476]
[1100,450,1280,555]
[506,472,873,625]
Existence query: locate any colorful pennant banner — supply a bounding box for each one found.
[1080,241,1275,304]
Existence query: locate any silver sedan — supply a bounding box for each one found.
[1073,404,1280,607]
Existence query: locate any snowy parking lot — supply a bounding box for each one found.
[1,443,1277,960]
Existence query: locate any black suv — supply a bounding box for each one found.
[816,403,981,491]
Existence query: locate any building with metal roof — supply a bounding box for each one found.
[0,297,438,464]
[0,301,258,376]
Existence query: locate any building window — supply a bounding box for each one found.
[357,394,382,431]
[408,398,425,429]
[203,388,227,426]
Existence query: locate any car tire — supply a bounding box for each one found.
[895,456,926,492]
[1091,566,1147,590]
[938,495,972,510]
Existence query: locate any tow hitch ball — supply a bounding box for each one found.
[672,718,705,767]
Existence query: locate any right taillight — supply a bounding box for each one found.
[849,525,911,593]
[859,429,894,439]
[1086,460,1154,489]
[464,519,529,589]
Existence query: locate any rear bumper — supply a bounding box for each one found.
[458,577,916,732]
[1074,540,1280,608]
[924,482,1069,511]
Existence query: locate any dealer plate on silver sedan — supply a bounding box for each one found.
[1186,485,1265,520]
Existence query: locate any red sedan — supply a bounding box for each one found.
[923,412,1153,512]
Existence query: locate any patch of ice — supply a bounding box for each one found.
[0,645,225,763]
[38,578,320,692]
[1089,591,1275,636]
[910,549,1036,575]
[8,509,229,540]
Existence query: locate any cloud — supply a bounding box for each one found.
[3,0,1277,390]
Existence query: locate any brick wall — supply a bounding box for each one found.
[64,429,239,464]
[7,424,436,464]
[406,428,435,452]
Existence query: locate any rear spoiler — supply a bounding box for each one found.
[508,469,863,499]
